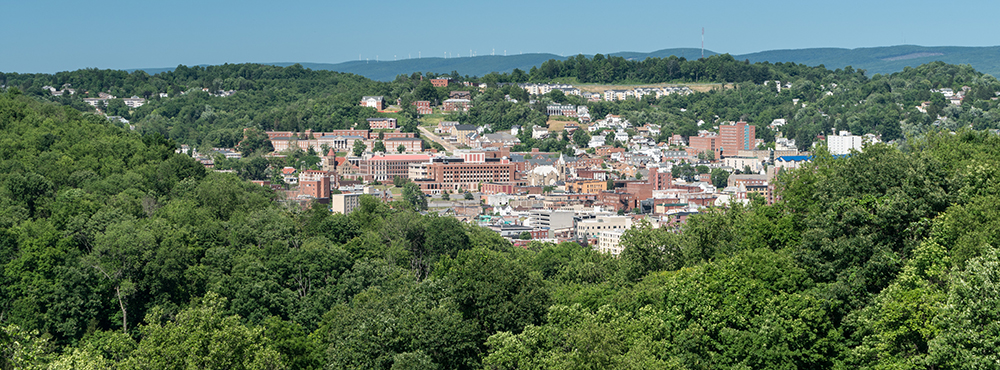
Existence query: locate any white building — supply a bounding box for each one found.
[577,216,632,241]
[598,229,626,256]
[828,131,863,155]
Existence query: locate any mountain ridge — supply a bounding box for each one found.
[126,45,1000,81]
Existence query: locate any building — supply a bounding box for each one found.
[442,99,471,112]
[577,216,632,241]
[567,179,607,194]
[719,122,756,156]
[367,118,397,130]
[451,124,478,145]
[359,154,433,182]
[385,138,422,153]
[413,100,432,114]
[529,210,575,230]
[449,91,471,99]
[828,131,864,155]
[360,96,385,110]
[298,170,333,199]
[598,229,626,256]
[688,133,718,157]
[123,96,146,108]
[437,121,459,134]
[412,157,520,193]
[546,104,577,116]
[430,78,452,87]
[330,193,361,214]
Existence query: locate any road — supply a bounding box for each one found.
[418,126,459,153]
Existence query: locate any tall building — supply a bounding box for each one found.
[828,131,864,155]
[298,170,332,199]
[330,193,361,215]
[719,121,756,156]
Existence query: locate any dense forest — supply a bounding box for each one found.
[5,57,1000,368]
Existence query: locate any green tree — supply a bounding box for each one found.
[397,144,406,154]
[572,129,590,148]
[711,167,730,188]
[519,231,531,240]
[402,182,427,212]
[352,140,365,156]
[464,191,473,200]
[122,293,286,370]
[239,128,273,157]
[374,140,386,153]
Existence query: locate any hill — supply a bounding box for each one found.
[125,45,999,81]
[738,45,1000,77]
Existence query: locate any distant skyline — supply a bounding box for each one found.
[3,0,999,73]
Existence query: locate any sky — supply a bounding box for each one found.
[3,0,999,73]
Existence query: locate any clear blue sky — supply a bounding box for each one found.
[3,0,998,73]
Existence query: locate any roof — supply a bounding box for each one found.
[281,167,296,175]
[454,124,477,131]
[368,154,433,161]
[776,155,811,162]
[385,137,421,141]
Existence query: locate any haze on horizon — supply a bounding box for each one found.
[3,0,998,74]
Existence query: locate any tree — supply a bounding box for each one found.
[352,140,365,156]
[572,129,591,148]
[464,191,474,200]
[711,168,730,188]
[373,140,386,153]
[392,176,408,188]
[402,182,427,211]
[239,128,273,157]
[397,144,406,154]
[519,231,531,240]
[123,293,285,370]
[442,192,450,201]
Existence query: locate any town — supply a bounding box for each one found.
[173,80,887,255]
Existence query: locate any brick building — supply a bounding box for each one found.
[298,170,333,199]
[367,117,397,130]
[688,133,718,157]
[359,154,432,182]
[431,78,452,87]
[719,121,756,156]
[442,99,471,112]
[566,179,607,194]
[385,138,422,153]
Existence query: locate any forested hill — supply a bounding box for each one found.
[119,45,1000,81]
[6,85,1000,368]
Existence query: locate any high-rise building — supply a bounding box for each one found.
[719,121,756,156]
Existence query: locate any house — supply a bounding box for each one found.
[437,121,459,134]
[360,96,385,110]
[431,78,452,87]
[412,100,432,115]
[442,99,471,112]
[449,91,471,99]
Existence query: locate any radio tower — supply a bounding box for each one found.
[701,27,705,59]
